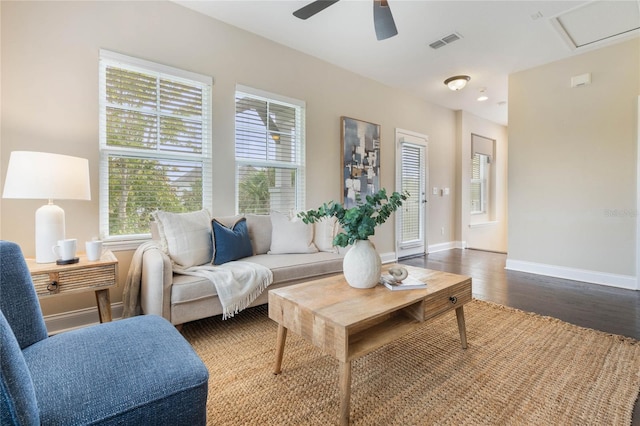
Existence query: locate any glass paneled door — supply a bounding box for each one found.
[396,130,428,258]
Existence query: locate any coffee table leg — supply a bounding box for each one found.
[273,324,288,374]
[455,306,468,349]
[339,360,352,426]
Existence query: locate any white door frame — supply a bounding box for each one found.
[395,128,429,259]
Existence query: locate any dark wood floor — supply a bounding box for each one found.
[400,248,640,424]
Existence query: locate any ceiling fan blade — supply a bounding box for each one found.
[373,0,398,40]
[293,0,340,20]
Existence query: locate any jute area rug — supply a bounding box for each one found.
[182,299,640,425]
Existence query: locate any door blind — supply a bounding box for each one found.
[401,144,424,243]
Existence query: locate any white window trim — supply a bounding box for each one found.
[98,50,213,247]
[100,49,212,85]
[236,84,305,109]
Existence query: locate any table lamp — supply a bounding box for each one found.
[2,151,91,263]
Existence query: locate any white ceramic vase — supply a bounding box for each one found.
[342,239,382,289]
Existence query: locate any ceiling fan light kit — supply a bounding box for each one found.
[444,75,471,91]
[293,0,398,41]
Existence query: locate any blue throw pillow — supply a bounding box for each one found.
[212,218,253,265]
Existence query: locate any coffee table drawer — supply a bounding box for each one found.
[424,280,471,320]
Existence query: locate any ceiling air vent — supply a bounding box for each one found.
[429,32,462,49]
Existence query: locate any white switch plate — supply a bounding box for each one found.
[432,187,438,195]
[444,188,450,195]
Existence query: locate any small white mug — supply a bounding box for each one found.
[53,239,77,261]
[85,240,103,262]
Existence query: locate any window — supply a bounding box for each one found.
[470,153,490,214]
[234,85,305,214]
[470,134,495,218]
[99,50,212,241]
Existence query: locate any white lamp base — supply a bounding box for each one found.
[35,202,65,263]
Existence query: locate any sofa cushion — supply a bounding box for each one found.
[171,274,218,304]
[214,215,243,228]
[269,211,318,254]
[170,252,344,304]
[246,252,343,284]
[153,210,212,268]
[212,218,253,265]
[245,214,272,255]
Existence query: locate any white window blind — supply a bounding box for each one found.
[235,85,305,214]
[99,50,212,240]
[470,134,494,216]
[471,153,489,214]
[400,144,424,243]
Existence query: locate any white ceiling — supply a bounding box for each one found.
[174,0,640,126]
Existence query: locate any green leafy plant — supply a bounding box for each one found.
[298,188,409,247]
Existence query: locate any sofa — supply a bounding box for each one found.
[0,240,209,426]
[139,210,345,326]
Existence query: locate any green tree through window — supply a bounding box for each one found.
[235,86,305,215]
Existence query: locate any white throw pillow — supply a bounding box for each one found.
[152,209,213,268]
[268,211,318,254]
[314,216,338,253]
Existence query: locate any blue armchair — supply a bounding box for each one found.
[0,241,209,425]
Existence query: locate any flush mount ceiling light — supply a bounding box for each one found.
[444,75,470,91]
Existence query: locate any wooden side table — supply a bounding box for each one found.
[26,251,119,323]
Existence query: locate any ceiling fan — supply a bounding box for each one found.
[293,0,398,41]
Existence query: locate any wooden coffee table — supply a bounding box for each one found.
[268,265,472,425]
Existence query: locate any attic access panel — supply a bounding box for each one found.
[552,0,640,49]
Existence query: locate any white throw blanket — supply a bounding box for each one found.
[123,241,273,320]
[123,241,161,318]
[173,262,272,320]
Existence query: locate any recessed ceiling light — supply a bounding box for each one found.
[477,88,488,101]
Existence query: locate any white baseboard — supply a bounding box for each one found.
[44,303,124,335]
[505,259,638,290]
[428,241,466,253]
[380,252,398,264]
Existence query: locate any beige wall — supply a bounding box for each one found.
[457,111,508,252]
[508,38,639,277]
[1,1,459,316]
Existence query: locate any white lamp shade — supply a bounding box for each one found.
[3,151,91,263]
[2,151,91,201]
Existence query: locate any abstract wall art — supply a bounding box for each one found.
[340,117,381,208]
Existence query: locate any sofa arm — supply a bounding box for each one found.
[140,245,173,322]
